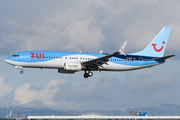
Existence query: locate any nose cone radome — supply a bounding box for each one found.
[5,58,11,64]
[5,58,9,63]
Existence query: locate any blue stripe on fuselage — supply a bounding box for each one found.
[6,51,164,66]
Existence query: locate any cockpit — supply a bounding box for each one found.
[12,55,19,57]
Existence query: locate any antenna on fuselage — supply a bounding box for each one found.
[99,50,103,54]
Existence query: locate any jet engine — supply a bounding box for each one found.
[64,62,82,71]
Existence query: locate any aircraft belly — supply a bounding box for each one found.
[103,62,139,71]
[102,62,159,71]
[8,59,64,68]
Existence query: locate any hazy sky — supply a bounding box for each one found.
[0,0,179,110]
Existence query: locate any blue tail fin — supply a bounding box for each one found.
[130,27,171,57]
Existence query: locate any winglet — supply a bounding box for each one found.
[118,41,127,55]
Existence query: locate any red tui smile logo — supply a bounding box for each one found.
[121,48,124,51]
[152,41,165,52]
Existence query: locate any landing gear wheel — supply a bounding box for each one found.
[20,71,24,74]
[88,72,93,77]
[83,70,93,78]
[84,73,89,78]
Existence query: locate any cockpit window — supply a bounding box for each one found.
[12,55,19,57]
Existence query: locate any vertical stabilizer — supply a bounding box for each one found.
[130,27,171,57]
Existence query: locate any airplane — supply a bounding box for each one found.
[5,27,175,78]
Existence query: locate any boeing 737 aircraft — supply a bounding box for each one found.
[5,27,175,78]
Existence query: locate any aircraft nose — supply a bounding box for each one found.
[5,59,9,63]
[5,58,11,64]
[5,57,15,66]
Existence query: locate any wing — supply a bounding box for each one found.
[81,41,127,69]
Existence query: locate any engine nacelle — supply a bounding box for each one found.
[64,62,82,71]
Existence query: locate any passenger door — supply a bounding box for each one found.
[25,52,30,61]
[139,57,143,66]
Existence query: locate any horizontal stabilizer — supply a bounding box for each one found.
[154,55,175,61]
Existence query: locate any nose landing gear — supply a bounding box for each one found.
[15,66,24,74]
[20,70,24,74]
[84,71,93,78]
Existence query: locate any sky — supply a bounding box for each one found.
[0,0,180,110]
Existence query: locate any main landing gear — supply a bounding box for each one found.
[84,70,93,78]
